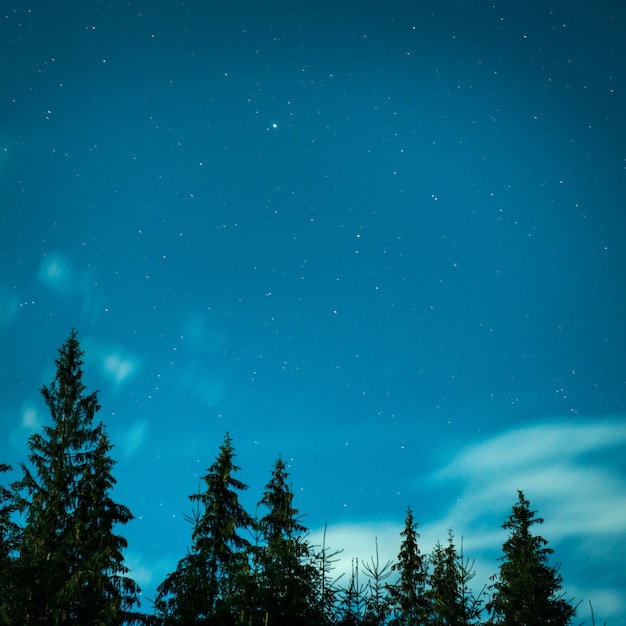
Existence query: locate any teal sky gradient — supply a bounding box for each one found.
[1,1,625,620]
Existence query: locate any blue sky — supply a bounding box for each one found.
[1,0,625,621]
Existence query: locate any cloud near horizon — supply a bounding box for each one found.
[310,416,626,622]
[432,418,626,542]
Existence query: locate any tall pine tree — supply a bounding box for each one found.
[155,432,254,625]
[388,506,429,626]
[10,330,140,625]
[0,463,20,623]
[487,490,577,626]
[255,456,320,626]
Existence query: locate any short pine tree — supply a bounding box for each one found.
[362,538,393,626]
[487,490,577,626]
[311,523,344,625]
[429,530,483,626]
[337,558,367,626]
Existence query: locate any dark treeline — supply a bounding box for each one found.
[0,332,583,625]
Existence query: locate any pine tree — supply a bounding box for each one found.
[311,523,344,625]
[70,431,142,624]
[362,538,393,626]
[256,456,320,626]
[487,490,577,626]
[337,558,367,626]
[0,463,20,623]
[429,530,483,626]
[429,537,457,625]
[388,506,429,626]
[155,432,254,625]
[10,330,140,625]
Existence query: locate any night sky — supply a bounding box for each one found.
[1,1,625,620]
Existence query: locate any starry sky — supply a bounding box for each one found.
[1,0,625,620]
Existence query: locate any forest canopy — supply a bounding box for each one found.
[0,332,583,625]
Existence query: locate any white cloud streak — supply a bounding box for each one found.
[313,417,626,622]
[434,419,626,540]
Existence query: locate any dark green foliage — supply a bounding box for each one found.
[487,490,577,626]
[0,463,21,622]
[388,507,429,626]
[255,456,321,626]
[429,538,456,624]
[155,433,254,625]
[69,431,142,624]
[258,456,307,543]
[428,530,483,626]
[3,332,601,626]
[8,330,140,625]
[156,546,217,625]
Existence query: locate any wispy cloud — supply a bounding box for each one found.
[103,352,138,384]
[124,551,158,591]
[36,252,107,320]
[84,339,142,388]
[313,417,626,623]
[437,420,626,481]
[38,253,78,293]
[7,402,45,452]
[310,521,401,567]
[119,419,149,460]
[124,548,181,606]
[180,310,226,355]
[20,406,40,430]
[177,360,225,409]
[432,419,626,540]
[436,419,626,621]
